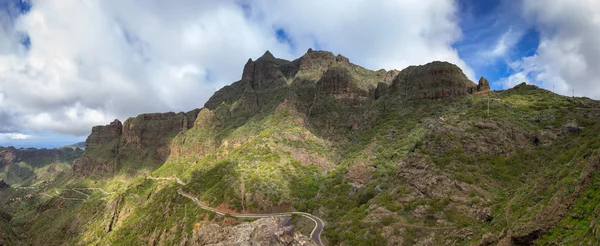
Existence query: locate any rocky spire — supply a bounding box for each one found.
[477,77,491,92]
[259,50,276,60]
[241,58,255,81]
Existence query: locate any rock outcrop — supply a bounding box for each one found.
[122,112,196,149]
[390,61,478,100]
[74,110,199,176]
[316,67,369,99]
[477,76,491,93]
[86,119,122,147]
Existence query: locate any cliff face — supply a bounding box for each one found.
[78,49,490,177]
[73,110,199,176]
[316,66,369,99]
[86,120,123,147]
[205,50,487,110]
[389,61,477,100]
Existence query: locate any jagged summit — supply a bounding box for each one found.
[477,77,490,92]
[205,49,489,110]
[258,50,276,60]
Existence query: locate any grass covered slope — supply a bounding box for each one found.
[148,82,600,244]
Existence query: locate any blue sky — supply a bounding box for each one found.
[1,0,599,148]
[454,0,539,89]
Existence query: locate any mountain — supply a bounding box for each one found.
[0,146,83,187]
[2,49,600,245]
[72,110,199,176]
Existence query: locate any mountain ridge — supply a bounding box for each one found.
[75,49,490,177]
[4,49,600,245]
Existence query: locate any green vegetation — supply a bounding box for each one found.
[3,64,600,245]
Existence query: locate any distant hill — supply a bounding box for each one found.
[62,141,86,150]
[0,146,83,187]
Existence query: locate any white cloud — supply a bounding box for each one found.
[503,0,600,98]
[250,0,474,79]
[500,71,528,89]
[488,27,525,58]
[0,133,32,140]
[0,0,473,139]
[0,0,288,136]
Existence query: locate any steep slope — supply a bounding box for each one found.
[73,110,199,176]
[0,209,23,246]
[4,49,600,245]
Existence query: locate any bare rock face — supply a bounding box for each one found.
[390,61,478,100]
[477,77,491,92]
[205,51,297,110]
[86,119,122,147]
[74,119,123,175]
[241,58,255,82]
[122,112,195,150]
[316,67,369,99]
[193,217,316,246]
[206,51,486,115]
[247,51,290,90]
[74,110,199,176]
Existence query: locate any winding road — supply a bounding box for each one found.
[149,176,325,246]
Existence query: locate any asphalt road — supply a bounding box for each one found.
[177,188,325,246]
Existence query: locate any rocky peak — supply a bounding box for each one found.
[241,58,255,82]
[240,51,292,90]
[477,77,491,92]
[336,54,350,63]
[258,50,276,61]
[295,49,338,80]
[316,66,369,99]
[208,51,490,113]
[390,61,478,100]
[86,119,122,147]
